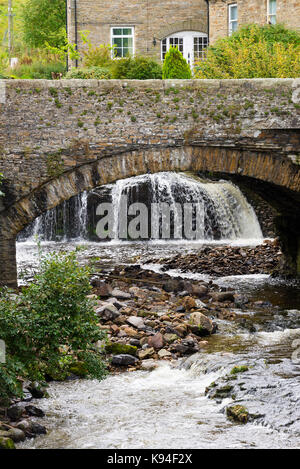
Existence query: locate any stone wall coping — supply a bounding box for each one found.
[2,78,298,93]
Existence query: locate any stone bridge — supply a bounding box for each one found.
[0,78,300,287]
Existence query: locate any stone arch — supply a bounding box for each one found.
[156,19,208,41]
[1,144,300,287]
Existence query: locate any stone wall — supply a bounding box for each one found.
[67,0,208,62]
[0,78,299,211]
[209,1,300,43]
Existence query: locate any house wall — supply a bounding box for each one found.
[209,0,300,43]
[67,0,208,63]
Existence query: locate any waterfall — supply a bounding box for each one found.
[109,172,262,241]
[18,173,262,242]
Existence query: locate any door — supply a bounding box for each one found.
[161,31,208,66]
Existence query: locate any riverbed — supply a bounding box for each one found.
[17,240,300,449]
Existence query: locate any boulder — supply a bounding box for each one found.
[27,381,47,399]
[189,312,214,336]
[138,348,155,360]
[110,289,131,300]
[111,354,138,366]
[0,428,25,443]
[148,332,164,350]
[95,281,112,297]
[140,359,159,371]
[210,292,235,303]
[0,437,15,449]
[7,405,24,421]
[191,284,208,298]
[182,296,197,311]
[126,316,145,329]
[105,343,137,356]
[226,405,249,424]
[25,405,45,418]
[158,349,172,359]
[95,303,120,321]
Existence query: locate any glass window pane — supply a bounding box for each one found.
[230,6,238,20]
[122,28,132,36]
[115,48,122,57]
[123,48,131,57]
[231,21,238,32]
[113,28,122,36]
[269,0,277,14]
[113,38,122,47]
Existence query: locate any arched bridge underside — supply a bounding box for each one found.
[1,144,300,288]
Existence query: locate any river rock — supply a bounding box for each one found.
[0,437,15,449]
[129,287,148,299]
[127,316,145,329]
[226,405,249,424]
[25,405,45,418]
[148,332,164,350]
[119,326,140,338]
[189,312,214,336]
[105,343,137,356]
[111,354,138,366]
[140,359,159,371]
[164,333,178,344]
[96,303,120,321]
[7,405,24,421]
[138,348,155,360]
[111,289,131,300]
[158,349,172,358]
[191,285,208,298]
[182,296,197,311]
[0,428,25,443]
[27,381,47,399]
[94,281,112,297]
[209,292,235,303]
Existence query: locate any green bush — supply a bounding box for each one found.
[65,66,112,79]
[195,24,300,79]
[162,47,192,79]
[10,61,66,79]
[0,250,107,403]
[112,56,162,79]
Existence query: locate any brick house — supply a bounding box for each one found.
[67,0,300,66]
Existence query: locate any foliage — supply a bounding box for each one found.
[162,47,192,79]
[112,55,162,79]
[22,0,66,49]
[65,66,112,79]
[195,24,300,79]
[9,61,66,79]
[0,250,107,402]
[80,32,115,68]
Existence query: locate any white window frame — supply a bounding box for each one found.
[228,3,238,36]
[161,31,208,64]
[110,26,135,58]
[267,0,277,24]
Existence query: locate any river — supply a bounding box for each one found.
[17,239,300,449]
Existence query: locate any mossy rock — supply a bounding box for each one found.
[230,365,249,375]
[68,361,89,378]
[105,343,137,356]
[226,405,249,424]
[0,437,15,449]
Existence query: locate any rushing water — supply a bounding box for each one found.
[15,173,299,450]
[18,173,262,243]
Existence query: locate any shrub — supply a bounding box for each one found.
[10,61,66,79]
[65,66,112,79]
[80,32,114,68]
[162,47,192,79]
[112,56,162,79]
[0,250,107,403]
[195,24,300,79]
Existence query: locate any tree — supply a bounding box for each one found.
[22,0,66,49]
[162,47,192,79]
[195,24,300,79]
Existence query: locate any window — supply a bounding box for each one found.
[268,0,277,24]
[228,4,238,35]
[111,27,134,58]
[162,37,183,60]
[194,36,208,60]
